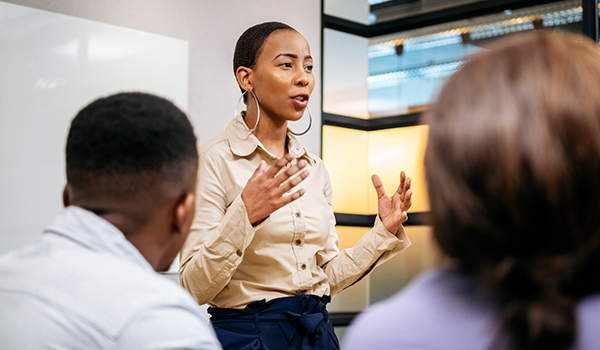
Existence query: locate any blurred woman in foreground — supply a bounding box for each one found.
[345,31,600,350]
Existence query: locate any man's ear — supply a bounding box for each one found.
[62,184,70,207]
[172,193,196,236]
[235,66,253,93]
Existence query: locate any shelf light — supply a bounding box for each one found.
[368,2,583,59]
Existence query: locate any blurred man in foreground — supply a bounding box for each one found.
[0,92,222,350]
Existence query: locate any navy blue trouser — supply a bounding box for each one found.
[208,295,340,350]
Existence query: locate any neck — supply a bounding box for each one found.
[104,206,173,272]
[245,104,288,158]
[125,230,167,272]
[73,197,168,272]
[255,119,288,158]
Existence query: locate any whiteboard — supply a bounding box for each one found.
[0,1,189,254]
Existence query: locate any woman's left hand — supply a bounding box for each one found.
[371,171,412,234]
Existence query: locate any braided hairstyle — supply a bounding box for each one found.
[233,21,296,102]
[424,31,600,350]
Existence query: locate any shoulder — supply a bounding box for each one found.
[85,255,202,318]
[82,260,212,343]
[299,151,329,183]
[114,275,221,349]
[297,152,331,196]
[344,268,499,350]
[579,292,600,315]
[84,258,209,330]
[0,245,211,347]
[98,259,200,314]
[575,293,600,348]
[349,268,464,326]
[199,129,230,158]
[304,151,325,170]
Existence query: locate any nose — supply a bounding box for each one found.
[295,70,309,87]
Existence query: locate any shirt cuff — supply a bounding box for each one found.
[238,194,271,230]
[372,215,411,252]
[213,194,270,256]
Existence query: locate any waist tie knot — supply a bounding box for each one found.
[208,295,338,350]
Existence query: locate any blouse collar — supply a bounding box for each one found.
[225,113,316,165]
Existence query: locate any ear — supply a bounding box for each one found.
[172,193,196,237]
[235,66,253,93]
[62,184,70,207]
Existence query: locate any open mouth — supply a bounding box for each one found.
[293,95,308,102]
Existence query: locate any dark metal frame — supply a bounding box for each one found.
[329,312,360,327]
[321,0,599,327]
[335,212,429,227]
[325,0,559,38]
[323,111,421,131]
[583,0,600,41]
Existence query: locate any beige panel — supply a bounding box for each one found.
[322,126,370,214]
[369,226,440,303]
[329,226,372,312]
[329,276,369,312]
[336,225,370,250]
[367,125,430,213]
[331,225,441,310]
[323,124,429,215]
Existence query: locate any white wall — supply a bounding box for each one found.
[324,0,369,24]
[0,2,190,254]
[1,0,322,150]
[323,28,369,118]
[0,0,322,253]
[322,0,370,118]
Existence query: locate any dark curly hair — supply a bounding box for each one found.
[233,21,296,102]
[66,92,198,204]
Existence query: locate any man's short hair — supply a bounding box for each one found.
[66,92,198,202]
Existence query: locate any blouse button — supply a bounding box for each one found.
[236,249,242,257]
[295,239,302,246]
[295,212,301,218]
[301,263,307,270]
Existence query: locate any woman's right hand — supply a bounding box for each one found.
[241,152,310,225]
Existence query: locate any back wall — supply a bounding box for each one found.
[0,0,322,253]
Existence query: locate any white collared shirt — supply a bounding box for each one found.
[0,206,222,350]
[179,114,411,309]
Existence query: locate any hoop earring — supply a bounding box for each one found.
[289,105,312,136]
[235,90,260,133]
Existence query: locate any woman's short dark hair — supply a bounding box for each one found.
[233,21,296,101]
[424,31,600,350]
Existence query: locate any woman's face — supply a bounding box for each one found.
[250,30,315,123]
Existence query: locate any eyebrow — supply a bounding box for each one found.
[273,53,313,61]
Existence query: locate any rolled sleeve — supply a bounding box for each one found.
[179,145,266,305]
[323,215,411,296]
[317,171,411,296]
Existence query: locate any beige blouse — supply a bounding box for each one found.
[179,115,411,309]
